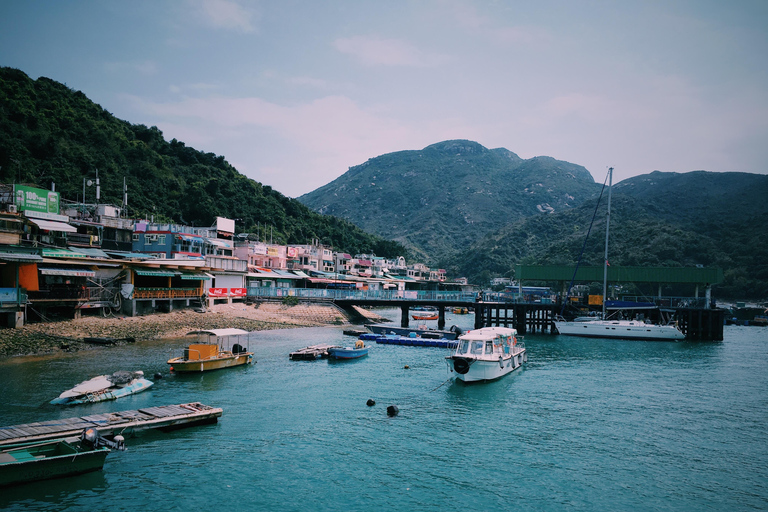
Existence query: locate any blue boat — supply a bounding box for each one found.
[327,340,369,360]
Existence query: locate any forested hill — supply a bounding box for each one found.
[453,171,768,298]
[299,140,600,262]
[0,67,405,257]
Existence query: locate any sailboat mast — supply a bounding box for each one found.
[602,167,613,319]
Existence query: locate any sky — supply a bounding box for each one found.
[1,1,767,197]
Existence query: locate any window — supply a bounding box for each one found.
[158,235,166,244]
[144,234,152,244]
[459,340,470,354]
[132,234,139,242]
[485,341,494,354]
[471,341,483,355]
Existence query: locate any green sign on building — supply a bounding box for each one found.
[14,185,60,214]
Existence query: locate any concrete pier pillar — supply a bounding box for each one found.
[400,306,409,327]
[438,306,445,330]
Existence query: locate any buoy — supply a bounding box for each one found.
[404,365,410,369]
[366,399,376,407]
[387,405,399,417]
[169,366,174,372]
[153,373,163,380]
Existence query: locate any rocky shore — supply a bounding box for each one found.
[0,302,390,358]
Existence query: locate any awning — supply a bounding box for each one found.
[271,270,302,279]
[292,270,310,278]
[176,233,202,243]
[29,219,77,233]
[67,247,110,258]
[0,252,43,263]
[206,238,232,248]
[42,248,88,258]
[103,250,154,260]
[134,269,178,277]
[39,268,96,277]
[179,273,212,280]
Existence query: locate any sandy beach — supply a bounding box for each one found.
[0,302,389,358]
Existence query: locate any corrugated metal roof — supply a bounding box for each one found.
[0,252,43,263]
[516,265,724,284]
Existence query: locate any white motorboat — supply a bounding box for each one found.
[50,371,153,405]
[445,327,526,382]
[553,167,685,341]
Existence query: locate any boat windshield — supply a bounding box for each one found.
[458,340,471,354]
[470,341,484,355]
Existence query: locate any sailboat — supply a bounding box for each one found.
[553,167,685,341]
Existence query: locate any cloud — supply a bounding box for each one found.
[192,0,257,33]
[333,36,446,67]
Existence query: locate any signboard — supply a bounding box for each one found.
[286,247,298,258]
[208,288,227,297]
[267,247,279,256]
[230,288,246,297]
[14,185,60,214]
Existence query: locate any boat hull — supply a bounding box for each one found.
[447,349,527,382]
[168,353,253,372]
[0,441,109,487]
[327,347,369,360]
[366,323,458,340]
[50,378,154,405]
[554,320,685,341]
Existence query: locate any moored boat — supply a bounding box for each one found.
[446,327,526,382]
[411,314,438,320]
[0,428,123,487]
[168,328,254,372]
[366,323,460,340]
[327,340,369,360]
[50,371,153,405]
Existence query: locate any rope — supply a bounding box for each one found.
[560,170,610,317]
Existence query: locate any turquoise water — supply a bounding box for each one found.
[1,310,767,511]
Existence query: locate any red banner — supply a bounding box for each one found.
[230,288,246,297]
[208,288,227,297]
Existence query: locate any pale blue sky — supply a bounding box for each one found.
[1,0,766,197]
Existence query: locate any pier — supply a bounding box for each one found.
[289,344,340,360]
[0,402,222,446]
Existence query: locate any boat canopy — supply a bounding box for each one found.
[186,328,250,337]
[459,326,517,341]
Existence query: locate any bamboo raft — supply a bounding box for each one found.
[0,402,222,446]
[289,344,340,360]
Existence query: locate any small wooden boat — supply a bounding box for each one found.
[168,328,254,372]
[327,340,369,360]
[0,428,123,487]
[411,314,439,321]
[50,371,153,405]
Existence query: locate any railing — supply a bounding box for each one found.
[246,287,477,302]
[620,296,711,308]
[133,288,201,299]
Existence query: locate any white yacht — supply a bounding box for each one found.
[445,327,526,382]
[553,167,685,342]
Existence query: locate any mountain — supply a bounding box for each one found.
[300,142,768,299]
[453,171,768,298]
[0,67,405,257]
[299,140,600,262]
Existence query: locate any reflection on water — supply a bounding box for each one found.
[1,312,767,511]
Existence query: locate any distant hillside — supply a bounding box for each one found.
[299,140,599,262]
[454,171,768,298]
[0,67,405,257]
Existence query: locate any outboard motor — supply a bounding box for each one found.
[80,428,126,451]
[449,325,463,337]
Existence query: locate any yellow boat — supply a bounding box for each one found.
[168,329,254,372]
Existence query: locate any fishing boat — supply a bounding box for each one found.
[168,328,254,372]
[553,167,685,341]
[411,314,439,321]
[50,371,153,405]
[445,327,526,382]
[327,340,369,360]
[0,428,123,487]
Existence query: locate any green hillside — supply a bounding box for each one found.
[454,173,768,299]
[299,140,600,262]
[0,67,405,257]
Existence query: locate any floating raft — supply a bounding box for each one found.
[371,335,458,349]
[0,402,222,447]
[289,344,340,360]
